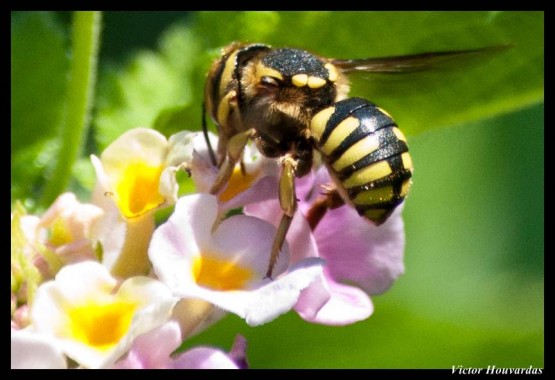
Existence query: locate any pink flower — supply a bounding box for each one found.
[188,136,280,210]
[13,193,103,280]
[149,194,324,333]
[112,322,247,369]
[245,166,406,325]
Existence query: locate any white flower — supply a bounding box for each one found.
[149,194,324,329]
[90,128,198,277]
[11,329,67,369]
[30,261,177,368]
[91,128,185,219]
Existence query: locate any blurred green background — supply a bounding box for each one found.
[11,11,543,368]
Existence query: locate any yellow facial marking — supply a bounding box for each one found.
[255,65,284,82]
[343,161,392,188]
[331,134,380,172]
[401,152,414,171]
[310,107,335,140]
[216,90,236,126]
[392,127,407,143]
[353,186,394,205]
[321,116,360,154]
[192,255,254,291]
[325,63,338,82]
[218,50,240,99]
[292,73,308,87]
[307,76,327,89]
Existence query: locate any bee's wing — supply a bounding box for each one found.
[331,44,512,74]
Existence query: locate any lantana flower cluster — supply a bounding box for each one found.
[11,127,406,369]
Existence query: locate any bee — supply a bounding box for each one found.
[202,42,507,277]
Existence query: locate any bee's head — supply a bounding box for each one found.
[240,48,339,129]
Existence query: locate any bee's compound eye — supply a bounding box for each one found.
[260,76,281,87]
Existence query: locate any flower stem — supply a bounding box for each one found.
[110,214,155,278]
[172,299,215,340]
[41,11,101,207]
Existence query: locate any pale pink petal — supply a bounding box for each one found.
[54,239,97,264]
[211,214,289,278]
[296,167,406,295]
[297,271,373,325]
[312,204,405,295]
[244,198,320,263]
[11,329,67,369]
[148,194,214,292]
[223,175,280,210]
[150,194,322,327]
[39,192,103,242]
[294,275,331,321]
[171,347,239,369]
[187,257,324,326]
[112,322,181,369]
[188,150,217,194]
[31,262,177,368]
[150,194,290,292]
[113,322,247,369]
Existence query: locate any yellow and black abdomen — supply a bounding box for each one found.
[310,97,414,225]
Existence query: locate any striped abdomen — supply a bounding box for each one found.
[310,97,414,225]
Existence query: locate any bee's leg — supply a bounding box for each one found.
[266,155,297,278]
[305,185,345,230]
[209,129,255,195]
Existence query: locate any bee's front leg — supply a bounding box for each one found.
[209,129,256,195]
[266,154,298,278]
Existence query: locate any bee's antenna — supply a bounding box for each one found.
[202,101,217,167]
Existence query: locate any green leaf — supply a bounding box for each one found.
[94,23,202,149]
[96,11,543,145]
[11,12,69,206]
[190,11,543,135]
[11,12,68,151]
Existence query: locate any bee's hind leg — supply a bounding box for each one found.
[305,184,345,231]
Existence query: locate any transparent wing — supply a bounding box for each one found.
[331,44,512,74]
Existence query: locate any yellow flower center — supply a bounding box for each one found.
[218,165,259,202]
[115,161,165,218]
[68,299,138,351]
[48,217,73,246]
[192,255,254,291]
